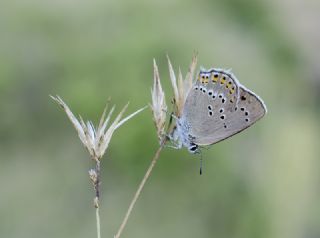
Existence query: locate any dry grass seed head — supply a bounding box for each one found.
[51,95,146,160]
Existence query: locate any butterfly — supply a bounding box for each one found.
[171,68,267,153]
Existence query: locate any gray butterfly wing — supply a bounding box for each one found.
[182,69,266,146]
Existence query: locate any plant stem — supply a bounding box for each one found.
[94,159,101,207]
[96,206,101,238]
[91,158,101,238]
[114,141,166,238]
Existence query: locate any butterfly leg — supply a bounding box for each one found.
[165,136,183,150]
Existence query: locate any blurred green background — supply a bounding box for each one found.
[1,0,319,237]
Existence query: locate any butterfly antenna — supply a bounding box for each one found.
[199,150,203,175]
[199,145,209,151]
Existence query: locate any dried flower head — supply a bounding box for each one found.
[150,54,198,144]
[88,169,98,183]
[150,59,167,142]
[51,95,146,160]
[167,54,197,117]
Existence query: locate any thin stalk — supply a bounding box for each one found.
[114,140,166,238]
[90,158,102,238]
[94,159,101,207]
[96,206,101,238]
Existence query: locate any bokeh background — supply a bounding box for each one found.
[1,0,319,237]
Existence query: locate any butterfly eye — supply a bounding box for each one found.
[188,144,198,153]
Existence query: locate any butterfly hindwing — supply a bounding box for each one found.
[182,69,266,146]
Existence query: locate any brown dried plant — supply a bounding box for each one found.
[150,59,167,142]
[167,54,198,118]
[51,95,145,238]
[114,54,198,238]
